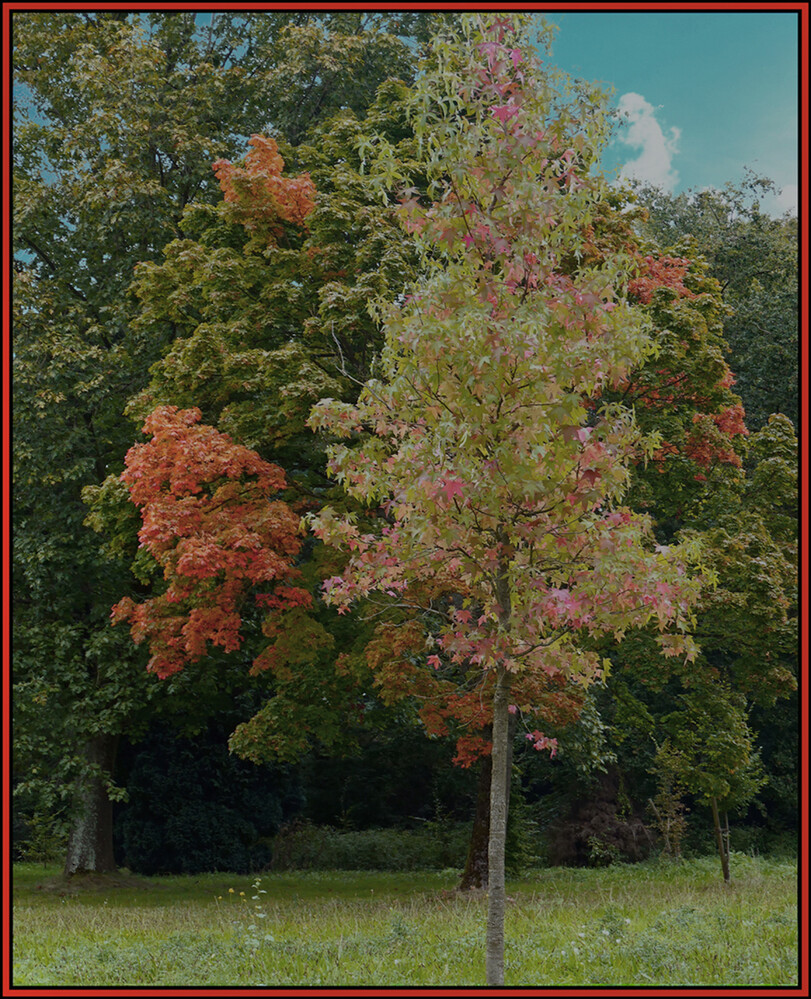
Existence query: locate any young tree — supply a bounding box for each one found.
[307,15,704,984]
[655,680,766,882]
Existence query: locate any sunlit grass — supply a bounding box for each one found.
[12,855,798,988]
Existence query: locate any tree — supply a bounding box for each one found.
[123,81,423,478]
[94,97,427,763]
[563,202,797,866]
[306,15,704,984]
[598,413,797,872]
[655,680,766,882]
[12,10,430,873]
[631,175,798,431]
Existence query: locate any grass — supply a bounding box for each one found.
[12,854,798,988]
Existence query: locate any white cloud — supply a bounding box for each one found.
[615,92,681,191]
[764,183,798,216]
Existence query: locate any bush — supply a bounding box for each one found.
[114,724,302,875]
[270,820,471,871]
[542,770,655,867]
[12,811,69,865]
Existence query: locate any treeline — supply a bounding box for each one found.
[13,12,798,881]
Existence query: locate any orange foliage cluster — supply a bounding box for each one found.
[112,406,309,678]
[627,254,698,305]
[684,404,749,469]
[650,403,748,476]
[213,135,316,232]
[364,621,581,768]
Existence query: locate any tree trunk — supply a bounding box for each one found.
[460,715,518,892]
[710,795,730,883]
[64,733,120,876]
[459,751,492,891]
[485,664,511,986]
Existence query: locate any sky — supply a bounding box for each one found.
[543,11,799,214]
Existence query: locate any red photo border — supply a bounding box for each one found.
[2,3,807,997]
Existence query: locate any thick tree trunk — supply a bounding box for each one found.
[459,751,492,891]
[459,715,518,892]
[710,795,730,883]
[485,664,511,986]
[64,733,120,876]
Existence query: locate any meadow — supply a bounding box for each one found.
[12,854,798,989]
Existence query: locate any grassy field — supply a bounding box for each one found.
[12,854,798,988]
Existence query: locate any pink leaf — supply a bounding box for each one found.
[492,104,519,124]
[440,477,465,502]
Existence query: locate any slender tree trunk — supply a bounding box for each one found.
[64,733,120,876]
[710,795,730,883]
[485,663,511,986]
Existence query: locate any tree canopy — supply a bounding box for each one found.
[11,10,798,914]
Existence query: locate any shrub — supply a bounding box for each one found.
[543,771,655,867]
[270,820,471,871]
[114,724,302,874]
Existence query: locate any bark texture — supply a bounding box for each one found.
[64,733,120,876]
[460,752,492,890]
[485,664,511,986]
[711,795,731,883]
[459,714,519,891]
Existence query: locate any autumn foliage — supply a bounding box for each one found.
[308,16,705,755]
[627,253,698,305]
[363,617,582,767]
[307,18,708,982]
[213,134,316,234]
[112,406,310,678]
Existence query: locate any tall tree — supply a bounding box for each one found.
[307,15,704,984]
[12,9,428,873]
[94,85,425,760]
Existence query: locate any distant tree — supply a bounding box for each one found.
[599,413,797,872]
[631,175,798,430]
[655,680,766,882]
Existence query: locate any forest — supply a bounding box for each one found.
[11,13,799,987]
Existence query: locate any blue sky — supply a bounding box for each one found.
[544,11,799,213]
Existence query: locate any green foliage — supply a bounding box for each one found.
[657,682,766,813]
[12,7,798,889]
[106,72,426,774]
[295,726,476,830]
[12,9,428,869]
[127,78,422,481]
[504,769,539,875]
[599,326,798,858]
[632,174,797,430]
